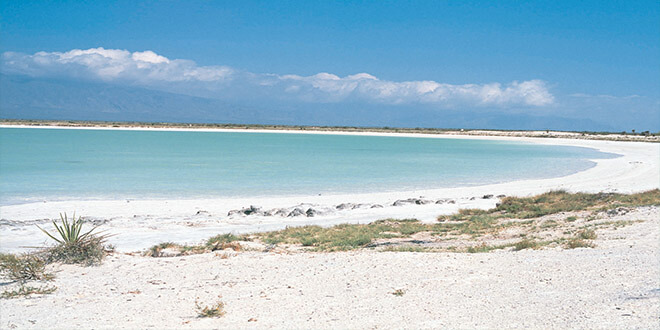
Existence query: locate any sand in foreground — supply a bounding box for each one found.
[2,207,658,329]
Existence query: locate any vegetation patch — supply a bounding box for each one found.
[151,191,657,255]
[440,189,660,221]
[513,239,540,251]
[391,289,406,297]
[1,285,57,299]
[0,253,52,282]
[196,300,226,318]
[38,213,112,265]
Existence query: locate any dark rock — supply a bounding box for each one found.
[607,207,631,216]
[393,198,432,206]
[195,210,209,215]
[306,208,318,217]
[274,209,289,217]
[469,197,476,200]
[243,205,262,215]
[482,194,494,199]
[227,209,243,216]
[370,204,383,208]
[287,208,305,217]
[336,203,356,210]
[497,194,506,198]
[353,203,370,209]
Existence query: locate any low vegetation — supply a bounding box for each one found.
[391,289,406,297]
[145,190,657,256]
[1,212,115,299]
[440,189,660,222]
[196,300,226,318]
[1,285,57,299]
[0,253,52,282]
[37,213,112,265]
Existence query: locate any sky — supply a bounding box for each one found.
[1,0,659,131]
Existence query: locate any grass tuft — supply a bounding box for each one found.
[0,253,53,282]
[578,229,597,240]
[1,285,57,299]
[196,300,226,318]
[513,239,539,251]
[565,238,595,249]
[391,289,406,297]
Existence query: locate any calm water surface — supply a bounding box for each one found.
[0,127,617,205]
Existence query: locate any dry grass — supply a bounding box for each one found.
[0,253,53,282]
[196,300,226,318]
[1,285,57,299]
[146,190,658,255]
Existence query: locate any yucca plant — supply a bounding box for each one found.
[37,213,111,265]
[37,213,97,245]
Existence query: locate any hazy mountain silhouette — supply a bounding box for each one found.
[1,74,613,131]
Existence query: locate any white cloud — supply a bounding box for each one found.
[2,48,554,108]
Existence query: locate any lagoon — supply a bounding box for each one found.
[0,127,616,205]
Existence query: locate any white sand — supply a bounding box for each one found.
[1,207,658,329]
[0,127,658,252]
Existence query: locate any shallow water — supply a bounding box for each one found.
[0,127,617,205]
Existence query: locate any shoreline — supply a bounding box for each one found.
[0,125,658,252]
[1,120,659,142]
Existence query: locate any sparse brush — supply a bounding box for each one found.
[196,300,226,318]
[146,242,179,257]
[0,253,52,282]
[565,238,595,249]
[578,229,597,240]
[37,213,111,265]
[391,289,406,296]
[1,285,57,299]
[513,239,539,251]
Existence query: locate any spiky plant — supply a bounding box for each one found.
[37,213,97,245]
[37,213,111,265]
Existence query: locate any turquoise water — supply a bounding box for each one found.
[0,127,617,205]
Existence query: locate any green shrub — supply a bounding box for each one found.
[0,253,52,282]
[566,238,595,249]
[513,239,539,251]
[578,229,597,240]
[38,213,111,265]
[196,300,226,318]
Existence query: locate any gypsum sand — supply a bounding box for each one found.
[1,190,659,329]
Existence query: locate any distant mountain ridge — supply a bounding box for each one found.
[0,74,614,131]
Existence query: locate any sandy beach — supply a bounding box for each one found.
[1,126,658,252]
[1,126,659,329]
[1,205,658,329]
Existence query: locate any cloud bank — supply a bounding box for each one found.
[2,48,554,107]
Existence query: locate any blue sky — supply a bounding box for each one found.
[1,1,659,131]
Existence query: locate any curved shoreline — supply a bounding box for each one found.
[0,126,658,252]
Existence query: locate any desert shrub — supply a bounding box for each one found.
[391,289,406,296]
[146,242,179,257]
[513,239,539,251]
[38,213,111,265]
[565,238,595,249]
[0,253,52,282]
[196,300,226,318]
[578,229,597,240]
[206,233,246,248]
